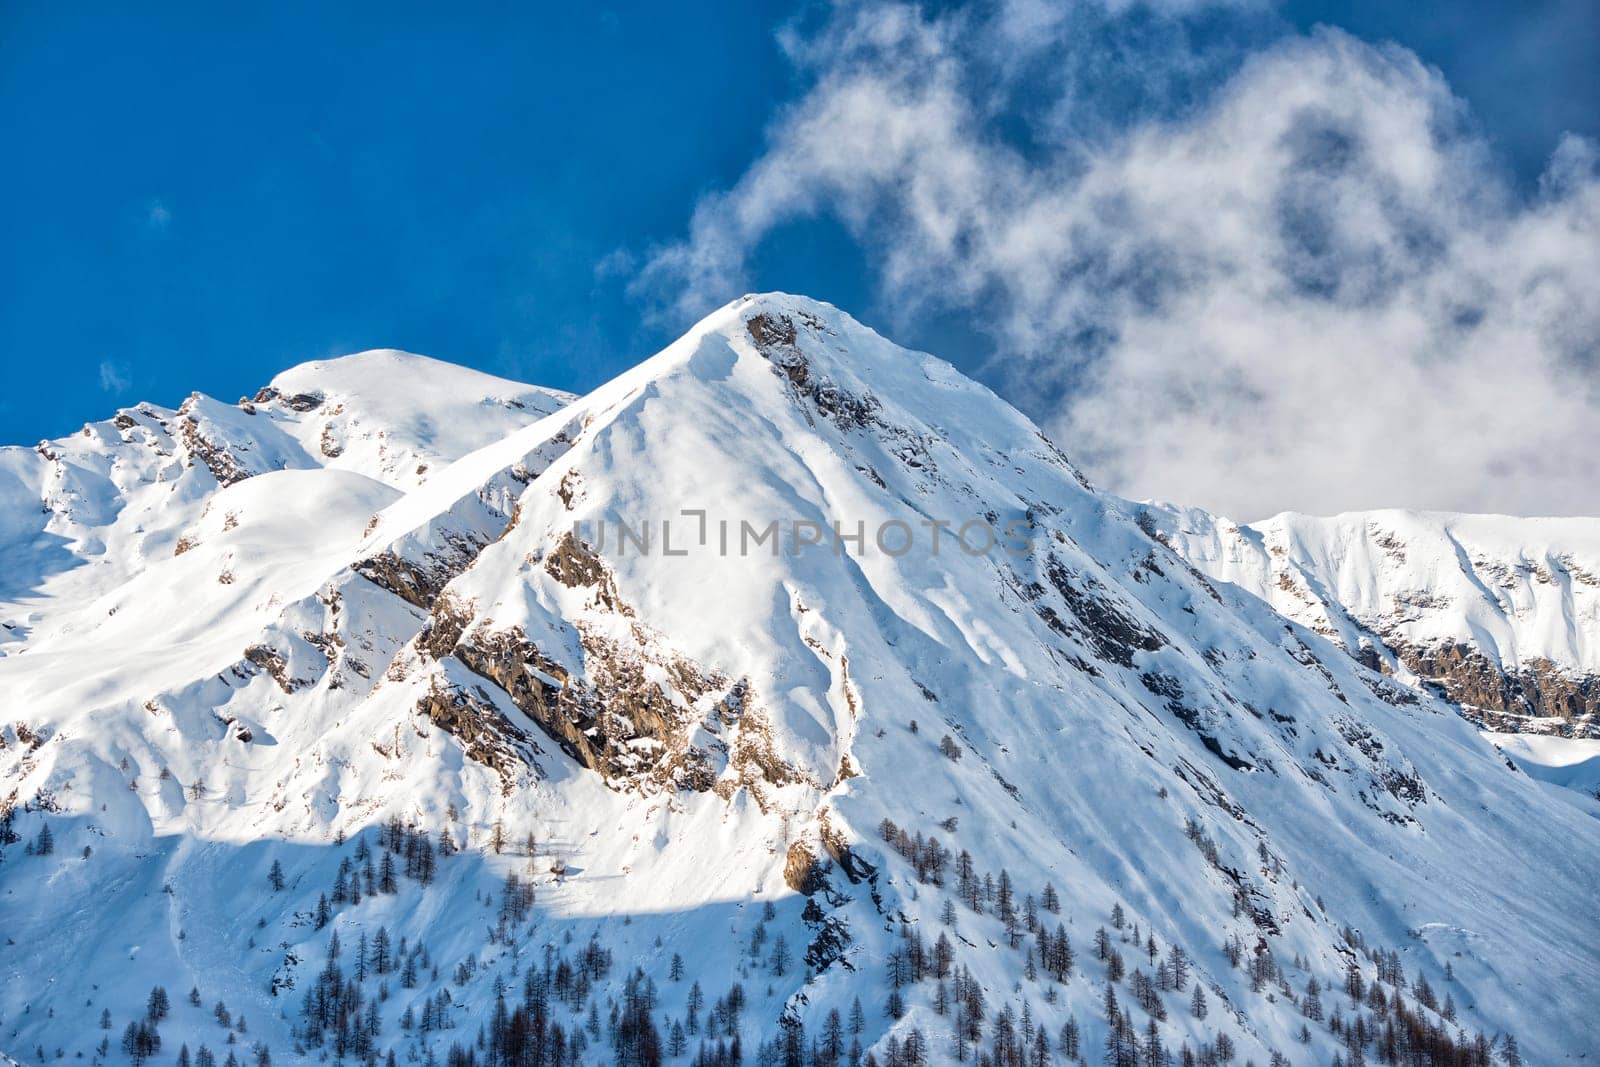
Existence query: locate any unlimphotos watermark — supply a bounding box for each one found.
[574,511,1037,559]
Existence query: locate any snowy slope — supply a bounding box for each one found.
[2,296,1596,1066]
[0,351,570,660]
[1143,506,1600,737]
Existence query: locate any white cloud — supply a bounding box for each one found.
[98,361,131,395]
[636,1,1600,519]
[145,201,172,230]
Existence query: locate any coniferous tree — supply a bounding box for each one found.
[687,980,704,1034]
[122,1021,161,1065]
[770,934,790,977]
[1060,1016,1080,1061]
[1304,976,1324,1021]
[1169,943,1190,992]
[1415,972,1437,1011]
[1144,1019,1165,1067]
[670,1020,687,1058]
[1041,882,1060,914]
[373,926,392,974]
[822,1008,844,1066]
[379,851,398,894]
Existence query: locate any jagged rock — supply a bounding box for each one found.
[243,644,304,694]
[428,618,722,792]
[1389,639,1600,733]
[355,531,493,610]
[180,407,254,487]
[417,680,540,789]
[784,841,826,895]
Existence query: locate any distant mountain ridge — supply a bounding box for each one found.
[1143,505,1600,738]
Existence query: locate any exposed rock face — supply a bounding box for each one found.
[251,385,324,413]
[543,531,631,615]
[1043,555,1165,668]
[747,311,882,431]
[356,532,494,611]
[448,622,714,787]
[819,816,875,884]
[1387,639,1599,736]
[783,841,826,896]
[400,527,826,795]
[180,403,256,487]
[243,644,307,694]
[416,679,542,788]
[410,538,741,791]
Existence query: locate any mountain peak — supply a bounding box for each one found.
[3,298,1598,1064]
[268,347,574,413]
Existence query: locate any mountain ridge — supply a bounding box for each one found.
[1141,504,1600,738]
[1,294,1595,1065]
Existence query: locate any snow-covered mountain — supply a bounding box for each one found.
[2,296,1595,1066]
[1141,507,1600,739]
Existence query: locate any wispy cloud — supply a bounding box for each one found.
[98,360,131,395]
[145,200,172,231]
[635,0,1600,519]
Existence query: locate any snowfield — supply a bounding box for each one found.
[1,295,1596,1066]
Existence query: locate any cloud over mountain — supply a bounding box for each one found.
[637,0,1600,519]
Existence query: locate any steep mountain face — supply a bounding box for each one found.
[1143,507,1600,738]
[2,296,1596,1067]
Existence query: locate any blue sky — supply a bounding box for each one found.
[3,1,1597,517]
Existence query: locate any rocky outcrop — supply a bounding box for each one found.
[1143,505,1600,737]
[179,402,256,487]
[783,841,827,895]
[356,531,495,611]
[543,532,631,615]
[438,622,722,792]
[1026,554,1165,669]
[1386,638,1599,737]
[417,679,542,788]
[406,533,821,794]
[819,814,875,884]
[747,311,881,431]
[243,644,308,694]
[251,385,324,412]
